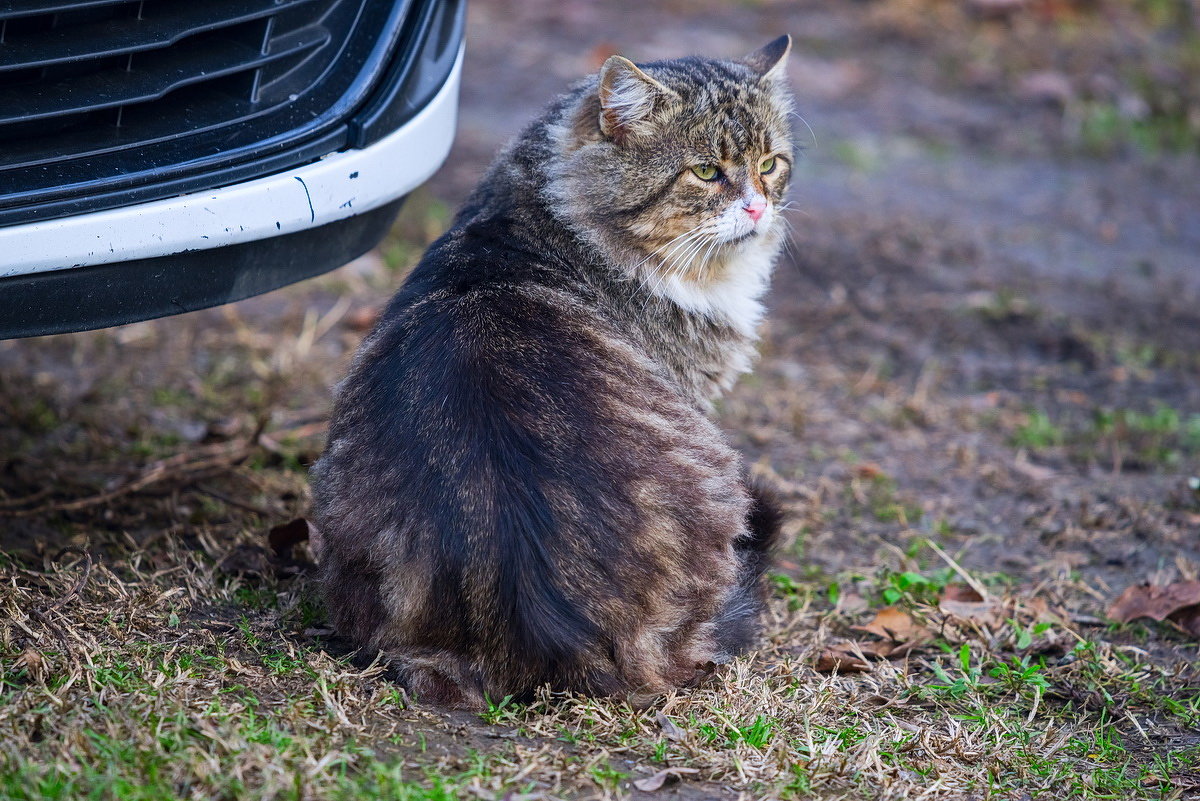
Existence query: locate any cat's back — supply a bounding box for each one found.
[311,202,748,703]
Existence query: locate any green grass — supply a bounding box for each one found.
[1010,404,1200,467]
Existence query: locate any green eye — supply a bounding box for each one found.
[691,164,719,181]
[759,156,777,174]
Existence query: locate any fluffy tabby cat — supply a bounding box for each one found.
[310,36,795,708]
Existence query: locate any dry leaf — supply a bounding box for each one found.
[941,584,985,603]
[855,462,885,480]
[1019,596,1066,624]
[815,644,871,673]
[1012,452,1056,482]
[1108,581,1200,637]
[216,544,272,577]
[1171,606,1200,638]
[836,592,870,614]
[14,649,49,683]
[344,305,382,332]
[632,767,699,792]
[939,599,999,624]
[655,711,685,742]
[852,606,927,643]
[268,518,310,558]
[878,639,926,660]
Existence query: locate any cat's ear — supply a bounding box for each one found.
[743,35,791,83]
[598,56,675,144]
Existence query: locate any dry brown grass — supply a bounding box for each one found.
[2,521,1198,799]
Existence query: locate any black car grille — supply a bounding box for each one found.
[0,0,455,225]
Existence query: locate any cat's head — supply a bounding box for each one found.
[547,36,794,295]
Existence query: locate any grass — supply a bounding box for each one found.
[1012,404,1200,467]
[2,537,1198,800]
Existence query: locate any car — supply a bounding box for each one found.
[0,0,465,339]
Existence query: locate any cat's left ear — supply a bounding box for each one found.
[743,34,791,83]
[598,56,677,145]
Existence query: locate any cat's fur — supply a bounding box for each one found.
[310,36,795,708]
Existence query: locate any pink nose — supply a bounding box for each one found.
[743,197,767,222]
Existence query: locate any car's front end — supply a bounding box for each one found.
[0,0,465,338]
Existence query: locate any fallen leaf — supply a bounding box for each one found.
[815,644,871,673]
[1108,581,1200,637]
[655,711,685,742]
[14,649,49,683]
[216,544,272,577]
[855,462,885,480]
[1172,606,1200,638]
[344,305,382,332]
[939,599,1000,625]
[1016,70,1073,106]
[941,584,985,603]
[268,518,310,558]
[967,0,1026,16]
[632,767,700,792]
[852,606,927,643]
[835,592,870,614]
[303,627,335,638]
[1012,452,1056,482]
[1020,596,1065,624]
[879,639,926,659]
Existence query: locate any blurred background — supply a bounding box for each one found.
[2,0,1198,600]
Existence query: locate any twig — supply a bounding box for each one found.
[23,546,94,652]
[926,539,990,601]
[38,546,93,615]
[0,442,254,517]
[195,484,272,516]
[0,415,327,518]
[0,486,52,510]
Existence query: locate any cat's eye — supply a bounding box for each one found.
[691,164,720,181]
[759,156,777,175]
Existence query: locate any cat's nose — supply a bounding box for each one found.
[743,197,767,223]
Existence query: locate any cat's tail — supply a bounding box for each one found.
[713,475,784,657]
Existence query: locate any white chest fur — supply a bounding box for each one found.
[653,236,779,341]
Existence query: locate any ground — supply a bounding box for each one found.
[2,1,1199,799]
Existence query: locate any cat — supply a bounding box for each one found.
[310,35,795,709]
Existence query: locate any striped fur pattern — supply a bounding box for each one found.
[310,37,794,708]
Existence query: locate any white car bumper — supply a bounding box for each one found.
[1,47,463,280]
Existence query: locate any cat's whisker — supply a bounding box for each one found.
[777,224,797,263]
[775,202,809,218]
[658,228,709,267]
[637,226,713,307]
[643,233,713,310]
[644,256,685,308]
[635,225,708,277]
[679,236,717,286]
[695,236,724,281]
[628,229,700,282]
[657,227,711,276]
[629,225,710,307]
[663,232,715,283]
[788,110,817,150]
